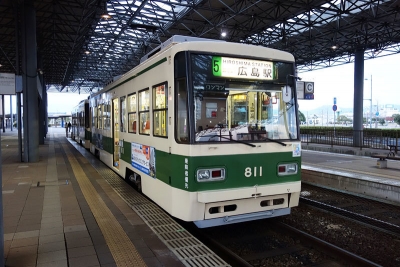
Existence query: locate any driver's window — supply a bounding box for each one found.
[196,98,227,131]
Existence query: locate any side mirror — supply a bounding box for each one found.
[282,86,292,103]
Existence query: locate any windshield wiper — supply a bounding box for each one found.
[206,135,256,147]
[264,137,287,146]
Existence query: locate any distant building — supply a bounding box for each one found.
[361,104,400,123]
[379,104,399,119]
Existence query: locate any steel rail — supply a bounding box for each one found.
[273,222,381,267]
[300,197,400,235]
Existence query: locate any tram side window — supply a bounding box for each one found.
[176,78,189,143]
[104,102,111,130]
[127,93,137,133]
[79,112,83,128]
[153,82,168,137]
[72,114,77,128]
[97,105,103,129]
[138,89,150,135]
[92,107,97,129]
[120,96,126,132]
[85,103,90,128]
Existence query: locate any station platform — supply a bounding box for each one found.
[1,127,229,267]
[301,144,400,205]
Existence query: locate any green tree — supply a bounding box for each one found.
[379,118,385,126]
[298,110,306,124]
[337,115,351,124]
[394,114,400,125]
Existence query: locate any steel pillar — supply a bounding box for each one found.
[353,49,365,147]
[21,0,39,162]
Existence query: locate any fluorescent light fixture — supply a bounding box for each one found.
[101,14,112,19]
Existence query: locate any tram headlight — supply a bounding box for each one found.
[197,168,226,182]
[277,163,298,176]
[287,164,297,173]
[197,170,210,180]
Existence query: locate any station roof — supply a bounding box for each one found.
[0,0,399,94]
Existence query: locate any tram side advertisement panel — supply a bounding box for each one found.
[131,142,156,178]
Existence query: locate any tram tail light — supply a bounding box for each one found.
[211,169,222,178]
[197,168,225,182]
[277,163,298,176]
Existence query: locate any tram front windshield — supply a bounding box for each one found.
[175,53,299,144]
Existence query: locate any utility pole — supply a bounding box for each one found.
[369,75,372,128]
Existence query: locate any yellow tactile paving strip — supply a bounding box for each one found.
[62,144,147,267]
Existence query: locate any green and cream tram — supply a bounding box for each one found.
[71,99,90,149]
[88,35,301,228]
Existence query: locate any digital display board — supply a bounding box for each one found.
[212,56,274,80]
[0,73,16,94]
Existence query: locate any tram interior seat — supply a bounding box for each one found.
[238,127,267,141]
[143,121,150,134]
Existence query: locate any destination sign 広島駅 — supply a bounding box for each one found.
[212,56,274,80]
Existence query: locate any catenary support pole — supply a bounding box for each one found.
[353,49,364,147]
[10,95,13,131]
[0,130,4,267]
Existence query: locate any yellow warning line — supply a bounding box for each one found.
[63,144,146,267]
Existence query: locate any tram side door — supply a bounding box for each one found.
[112,98,120,169]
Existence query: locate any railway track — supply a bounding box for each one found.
[183,183,400,266]
[283,183,400,266]
[187,219,378,267]
[299,183,400,235]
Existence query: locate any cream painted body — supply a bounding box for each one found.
[142,172,300,221]
[94,143,301,221]
[88,39,300,224]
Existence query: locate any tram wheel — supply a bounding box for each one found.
[128,173,142,192]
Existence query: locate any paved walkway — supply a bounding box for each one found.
[1,127,183,267]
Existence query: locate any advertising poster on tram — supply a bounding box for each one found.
[131,142,156,178]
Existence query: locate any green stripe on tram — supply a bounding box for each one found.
[120,150,301,192]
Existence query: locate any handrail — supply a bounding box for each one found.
[300,128,400,151]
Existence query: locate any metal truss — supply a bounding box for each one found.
[0,0,399,94]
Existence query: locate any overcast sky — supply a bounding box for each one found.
[47,92,89,114]
[298,52,400,111]
[1,92,89,115]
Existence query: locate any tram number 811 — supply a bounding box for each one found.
[244,166,263,177]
